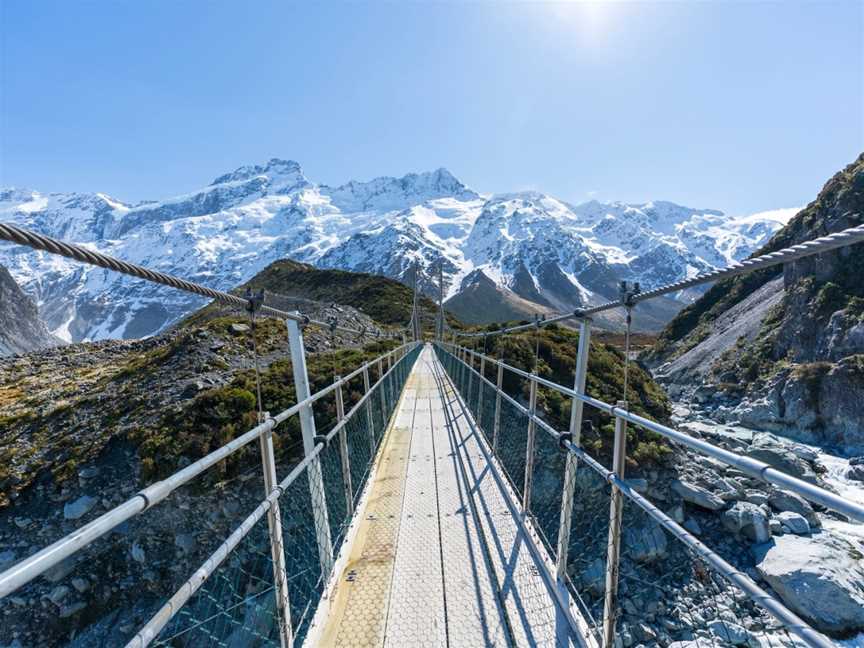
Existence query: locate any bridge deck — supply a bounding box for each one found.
[308,346,591,647]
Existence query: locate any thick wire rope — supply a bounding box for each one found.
[0,221,397,338]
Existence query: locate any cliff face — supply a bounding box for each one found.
[0,265,60,357]
[646,154,864,453]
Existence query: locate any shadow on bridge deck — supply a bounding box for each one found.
[306,346,595,648]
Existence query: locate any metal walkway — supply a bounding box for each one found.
[307,346,589,648]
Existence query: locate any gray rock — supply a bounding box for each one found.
[671,480,725,510]
[754,533,864,636]
[48,585,69,605]
[58,600,87,618]
[707,619,756,646]
[746,436,818,483]
[174,533,196,554]
[744,490,769,506]
[71,577,89,593]
[623,523,668,563]
[63,495,97,520]
[683,518,702,535]
[0,550,16,570]
[722,502,771,543]
[847,464,864,482]
[78,466,100,480]
[229,323,249,335]
[769,519,783,535]
[580,558,605,596]
[776,511,810,535]
[131,541,146,563]
[42,556,77,583]
[768,489,820,528]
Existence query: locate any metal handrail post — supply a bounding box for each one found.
[377,357,387,417]
[466,349,474,407]
[556,320,592,578]
[492,361,504,453]
[286,317,334,576]
[334,376,353,516]
[257,412,293,648]
[477,355,486,415]
[522,374,539,511]
[362,366,376,452]
[602,401,628,648]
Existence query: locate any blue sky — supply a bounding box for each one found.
[1,1,861,215]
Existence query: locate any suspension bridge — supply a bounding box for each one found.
[1,221,864,647]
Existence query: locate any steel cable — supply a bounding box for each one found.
[0,222,397,338]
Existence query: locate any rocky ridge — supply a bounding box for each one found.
[0,265,60,357]
[647,154,864,456]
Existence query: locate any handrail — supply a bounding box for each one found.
[434,342,835,648]
[126,341,421,647]
[0,222,400,338]
[447,343,864,524]
[0,342,415,600]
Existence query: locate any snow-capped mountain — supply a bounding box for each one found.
[0,159,797,341]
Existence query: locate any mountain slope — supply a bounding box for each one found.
[0,160,795,342]
[0,265,60,356]
[646,153,864,453]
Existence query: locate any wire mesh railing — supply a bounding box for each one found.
[137,342,422,648]
[433,341,858,648]
[0,335,421,648]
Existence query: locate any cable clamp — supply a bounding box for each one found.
[558,432,572,452]
[313,434,330,448]
[244,288,265,313]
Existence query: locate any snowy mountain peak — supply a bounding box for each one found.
[0,160,800,341]
[323,167,480,212]
[210,158,307,187]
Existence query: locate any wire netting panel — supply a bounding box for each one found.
[476,378,498,446]
[495,397,530,499]
[280,467,325,644]
[345,408,375,508]
[153,516,281,647]
[564,459,611,631]
[528,428,567,558]
[318,439,350,556]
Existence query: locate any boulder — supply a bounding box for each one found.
[707,619,757,646]
[847,464,864,482]
[623,523,668,563]
[753,534,864,636]
[746,436,818,483]
[767,489,820,528]
[776,511,809,535]
[671,480,725,510]
[229,323,249,335]
[63,495,97,520]
[722,502,771,543]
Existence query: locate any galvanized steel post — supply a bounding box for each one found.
[286,317,334,576]
[555,319,592,579]
[362,365,376,453]
[466,348,474,407]
[477,354,486,415]
[257,411,293,648]
[334,376,353,516]
[492,361,504,453]
[522,374,539,511]
[377,357,387,416]
[602,401,628,648]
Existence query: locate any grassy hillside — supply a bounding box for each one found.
[182,259,458,330]
[463,323,672,470]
